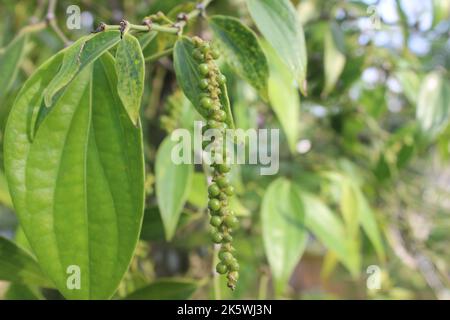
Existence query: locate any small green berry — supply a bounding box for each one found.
[218,192,227,201]
[201,42,211,53]
[217,163,231,173]
[208,183,220,197]
[208,198,221,211]
[200,97,213,109]
[218,74,227,85]
[210,216,222,227]
[211,230,223,243]
[216,262,228,274]
[216,176,229,188]
[198,63,209,76]
[224,185,234,196]
[224,215,239,229]
[222,233,233,243]
[229,259,240,271]
[220,252,234,264]
[213,110,227,122]
[228,271,239,281]
[211,49,220,59]
[199,79,209,90]
[207,119,220,129]
[193,49,205,61]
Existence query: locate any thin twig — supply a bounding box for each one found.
[46,0,71,46]
[144,48,174,63]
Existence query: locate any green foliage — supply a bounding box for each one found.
[209,15,269,99]
[0,0,449,301]
[115,33,145,125]
[155,137,193,241]
[247,0,307,94]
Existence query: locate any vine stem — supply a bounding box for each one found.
[102,0,214,36]
[144,48,174,63]
[46,0,71,46]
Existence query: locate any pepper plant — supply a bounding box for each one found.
[0,0,449,300]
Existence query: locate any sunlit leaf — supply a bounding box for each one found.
[155,137,193,241]
[247,0,307,94]
[261,178,307,295]
[323,22,346,97]
[209,15,269,99]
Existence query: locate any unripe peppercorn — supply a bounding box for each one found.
[208,198,221,211]
[199,79,209,90]
[211,230,223,243]
[211,49,220,59]
[193,49,205,61]
[210,216,222,227]
[228,271,239,281]
[207,119,220,129]
[218,163,231,173]
[200,42,210,53]
[216,262,228,274]
[220,251,234,264]
[198,63,209,75]
[208,184,220,197]
[213,110,227,122]
[218,74,227,85]
[224,215,239,229]
[222,233,233,243]
[200,97,213,109]
[224,185,234,196]
[229,259,240,271]
[216,176,229,188]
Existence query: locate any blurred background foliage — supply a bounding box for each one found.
[0,0,449,300]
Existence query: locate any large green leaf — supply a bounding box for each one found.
[4,53,145,299]
[43,31,121,108]
[416,71,450,139]
[0,33,28,100]
[173,37,235,128]
[0,236,51,287]
[261,41,300,153]
[323,22,346,97]
[124,279,198,300]
[297,190,360,277]
[209,15,269,99]
[247,0,307,94]
[115,33,145,125]
[155,137,193,241]
[261,178,307,295]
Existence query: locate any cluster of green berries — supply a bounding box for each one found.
[192,36,239,290]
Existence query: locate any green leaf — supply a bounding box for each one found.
[416,71,450,139]
[124,279,198,300]
[209,15,269,99]
[261,41,300,153]
[0,33,28,100]
[0,169,13,208]
[187,172,208,208]
[4,53,145,299]
[354,187,385,261]
[0,236,51,287]
[43,37,88,107]
[43,31,121,108]
[155,137,193,241]
[297,190,360,277]
[174,37,235,129]
[115,33,145,125]
[140,207,166,242]
[395,69,420,104]
[247,0,307,94]
[261,178,307,295]
[323,22,346,97]
[4,283,44,300]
